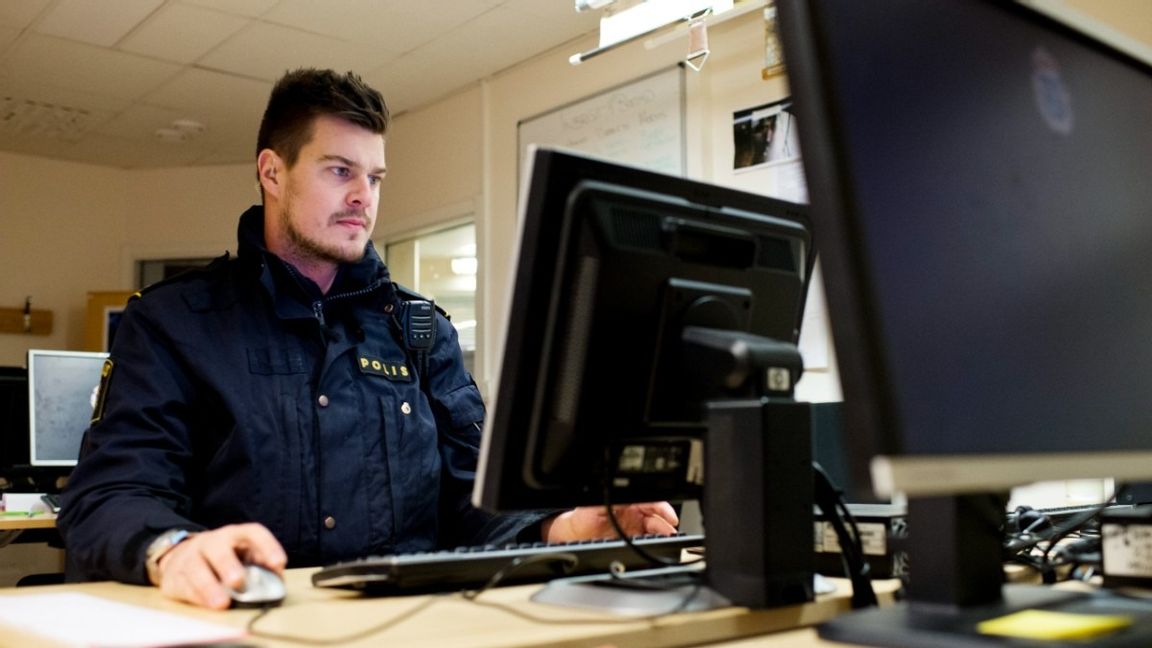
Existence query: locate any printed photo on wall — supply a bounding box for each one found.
[733,99,800,170]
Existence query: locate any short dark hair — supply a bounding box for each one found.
[256,68,390,167]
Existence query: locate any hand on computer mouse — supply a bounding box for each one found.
[152,523,287,610]
[229,564,286,608]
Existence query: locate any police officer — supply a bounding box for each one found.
[57,68,678,609]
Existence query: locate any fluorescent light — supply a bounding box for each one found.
[598,0,714,48]
[450,257,478,276]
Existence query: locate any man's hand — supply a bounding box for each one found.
[153,523,287,609]
[542,502,679,543]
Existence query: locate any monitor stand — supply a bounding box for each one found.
[819,493,1152,647]
[533,394,819,616]
[530,564,730,615]
[531,565,836,616]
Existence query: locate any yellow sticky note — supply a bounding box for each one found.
[977,609,1133,640]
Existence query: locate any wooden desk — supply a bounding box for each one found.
[0,569,899,647]
[0,512,56,548]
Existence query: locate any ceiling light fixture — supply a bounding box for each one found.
[155,118,206,144]
[570,0,737,66]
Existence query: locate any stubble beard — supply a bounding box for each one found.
[281,202,368,266]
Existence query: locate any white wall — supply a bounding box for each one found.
[0,153,126,363]
[0,155,254,365]
[120,164,256,281]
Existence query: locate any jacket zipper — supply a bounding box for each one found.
[311,281,387,330]
[278,260,386,329]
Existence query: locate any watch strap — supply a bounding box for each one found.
[144,528,194,586]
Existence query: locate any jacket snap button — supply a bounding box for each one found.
[318,394,329,407]
[384,304,394,313]
[324,516,336,529]
[401,402,412,415]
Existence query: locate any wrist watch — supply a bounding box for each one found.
[144,528,194,585]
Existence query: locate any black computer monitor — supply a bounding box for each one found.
[780,0,1152,643]
[473,146,812,512]
[0,366,29,471]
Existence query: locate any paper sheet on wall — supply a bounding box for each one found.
[0,592,246,647]
[798,261,830,370]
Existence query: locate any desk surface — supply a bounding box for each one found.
[0,568,898,647]
[0,512,56,531]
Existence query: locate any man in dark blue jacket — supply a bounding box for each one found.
[58,68,677,609]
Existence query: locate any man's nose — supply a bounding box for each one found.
[348,175,376,208]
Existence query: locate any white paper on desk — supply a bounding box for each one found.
[0,592,246,647]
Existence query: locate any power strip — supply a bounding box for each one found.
[813,502,908,579]
[1101,504,1152,589]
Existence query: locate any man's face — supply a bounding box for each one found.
[269,114,387,269]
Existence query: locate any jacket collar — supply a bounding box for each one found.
[236,205,395,319]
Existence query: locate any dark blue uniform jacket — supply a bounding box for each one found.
[58,207,547,584]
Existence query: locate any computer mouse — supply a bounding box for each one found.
[229,564,286,608]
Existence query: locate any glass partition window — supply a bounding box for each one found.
[383,223,477,373]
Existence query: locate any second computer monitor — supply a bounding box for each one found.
[27,349,108,467]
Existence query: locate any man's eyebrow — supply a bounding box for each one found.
[319,154,356,166]
[319,154,386,175]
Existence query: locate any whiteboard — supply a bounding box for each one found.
[518,66,685,177]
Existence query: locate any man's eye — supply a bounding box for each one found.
[368,175,383,186]
[331,167,350,177]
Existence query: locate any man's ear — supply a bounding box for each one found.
[257,149,283,198]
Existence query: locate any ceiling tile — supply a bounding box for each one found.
[35,0,163,47]
[198,21,398,81]
[368,49,482,116]
[1,34,182,100]
[94,102,194,140]
[0,78,130,114]
[0,129,91,161]
[119,3,248,64]
[141,67,271,128]
[264,0,491,52]
[454,7,595,75]
[0,0,52,30]
[0,95,116,141]
[504,0,602,27]
[0,25,20,51]
[180,0,281,19]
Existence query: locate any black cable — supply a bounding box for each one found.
[461,552,579,600]
[812,462,877,608]
[599,446,703,569]
[1003,498,1112,555]
[1002,494,1115,583]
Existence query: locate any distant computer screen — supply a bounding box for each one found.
[27,350,108,467]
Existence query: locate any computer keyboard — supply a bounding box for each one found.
[311,533,704,594]
[40,493,61,514]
